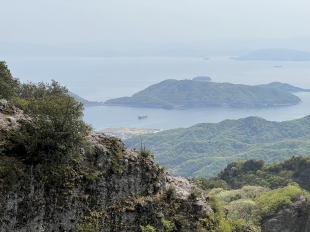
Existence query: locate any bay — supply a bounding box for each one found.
[3,56,310,130]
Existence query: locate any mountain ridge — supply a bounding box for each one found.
[68,91,104,107]
[125,115,310,177]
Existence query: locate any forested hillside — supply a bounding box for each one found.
[125,116,310,177]
[194,156,310,191]
[191,157,310,232]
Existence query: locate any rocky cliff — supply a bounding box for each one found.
[0,100,220,232]
[0,100,309,232]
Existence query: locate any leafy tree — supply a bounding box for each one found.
[216,157,310,191]
[255,185,309,217]
[0,61,19,99]
[9,81,90,164]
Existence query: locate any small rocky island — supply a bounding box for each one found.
[105,79,303,109]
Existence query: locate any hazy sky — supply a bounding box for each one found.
[1,0,310,58]
[1,0,310,44]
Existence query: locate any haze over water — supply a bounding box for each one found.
[4,56,310,130]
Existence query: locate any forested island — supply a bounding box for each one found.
[105,79,303,109]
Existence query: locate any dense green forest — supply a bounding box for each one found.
[190,157,310,231]
[105,79,301,109]
[125,116,310,177]
[193,156,310,191]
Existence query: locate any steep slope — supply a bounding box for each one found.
[105,79,301,109]
[0,101,257,232]
[125,116,310,177]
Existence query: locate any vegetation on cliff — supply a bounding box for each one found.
[0,62,260,232]
[0,61,19,100]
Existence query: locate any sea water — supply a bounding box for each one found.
[4,56,310,129]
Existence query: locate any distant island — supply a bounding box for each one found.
[233,48,310,61]
[258,82,310,93]
[68,92,104,107]
[192,76,212,82]
[104,79,303,109]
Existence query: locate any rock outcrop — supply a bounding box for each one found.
[0,101,218,232]
[0,99,25,130]
[261,196,310,232]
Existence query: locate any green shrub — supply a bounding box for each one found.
[8,81,90,165]
[139,140,152,159]
[140,149,152,158]
[207,196,260,232]
[140,225,156,232]
[255,185,306,217]
[193,177,229,190]
[0,61,19,100]
[165,186,177,200]
[225,199,259,223]
[210,186,268,204]
[161,219,175,232]
[0,156,25,190]
[76,211,103,232]
[209,195,223,214]
[188,187,202,201]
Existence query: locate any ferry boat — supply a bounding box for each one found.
[138,115,148,120]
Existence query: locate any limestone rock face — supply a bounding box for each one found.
[0,132,167,231]
[0,108,214,232]
[261,196,310,232]
[0,99,25,130]
[1,103,309,232]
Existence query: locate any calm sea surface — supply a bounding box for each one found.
[4,56,310,130]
